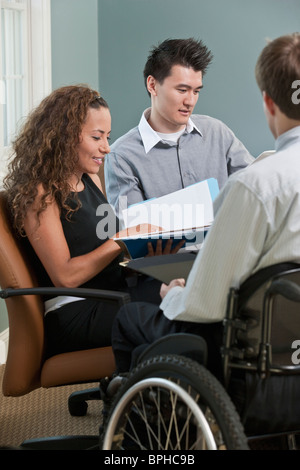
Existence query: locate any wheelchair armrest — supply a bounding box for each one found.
[266,279,300,303]
[0,287,131,307]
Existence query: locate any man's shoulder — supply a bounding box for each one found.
[228,151,296,198]
[191,114,229,130]
[110,125,141,153]
[191,114,245,147]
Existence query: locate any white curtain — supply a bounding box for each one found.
[1,1,26,147]
[0,0,51,187]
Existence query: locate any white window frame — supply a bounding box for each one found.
[0,0,52,185]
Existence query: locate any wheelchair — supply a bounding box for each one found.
[100,263,300,450]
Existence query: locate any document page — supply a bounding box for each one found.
[122,178,219,232]
[114,178,219,259]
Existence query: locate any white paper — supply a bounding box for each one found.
[122,179,217,232]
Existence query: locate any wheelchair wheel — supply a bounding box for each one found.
[101,354,249,450]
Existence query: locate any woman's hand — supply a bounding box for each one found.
[114,225,185,257]
[146,238,185,256]
[114,223,162,239]
[160,278,186,299]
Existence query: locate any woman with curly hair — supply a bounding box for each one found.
[4,85,177,358]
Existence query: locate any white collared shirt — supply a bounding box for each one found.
[138,108,202,153]
[160,126,300,322]
[105,110,254,217]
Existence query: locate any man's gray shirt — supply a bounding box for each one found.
[105,112,254,218]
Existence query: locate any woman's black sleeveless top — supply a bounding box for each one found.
[25,173,126,295]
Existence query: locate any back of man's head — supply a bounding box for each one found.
[143,38,213,91]
[255,33,300,119]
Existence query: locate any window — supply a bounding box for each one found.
[0,0,51,184]
[1,0,27,150]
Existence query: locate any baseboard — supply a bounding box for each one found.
[0,328,9,364]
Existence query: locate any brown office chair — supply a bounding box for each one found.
[0,191,130,449]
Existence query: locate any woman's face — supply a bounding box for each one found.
[76,106,111,176]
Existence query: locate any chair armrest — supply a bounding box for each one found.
[0,287,131,307]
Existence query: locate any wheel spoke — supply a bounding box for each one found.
[138,391,154,449]
[102,356,249,451]
[146,386,175,450]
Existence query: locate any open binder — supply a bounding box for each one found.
[114,178,218,259]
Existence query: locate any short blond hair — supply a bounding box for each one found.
[255,33,300,119]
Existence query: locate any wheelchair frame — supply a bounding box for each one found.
[101,265,300,450]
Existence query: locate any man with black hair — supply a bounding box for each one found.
[112,33,300,374]
[105,38,253,219]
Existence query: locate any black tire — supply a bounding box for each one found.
[101,354,249,450]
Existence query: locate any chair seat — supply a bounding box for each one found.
[41,347,116,388]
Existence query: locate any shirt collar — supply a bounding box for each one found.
[138,108,202,154]
[275,125,300,152]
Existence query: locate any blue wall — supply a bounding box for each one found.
[1,0,299,334]
[50,0,300,155]
[98,0,300,156]
[51,0,99,90]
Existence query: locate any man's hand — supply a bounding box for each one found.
[160,278,186,299]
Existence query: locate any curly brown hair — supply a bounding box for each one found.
[4,85,108,236]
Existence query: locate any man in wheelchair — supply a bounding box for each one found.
[102,33,300,450]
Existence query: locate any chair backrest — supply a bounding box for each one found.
[224,265,300,436]
[0,191,45,395]
[228,265,300,371]
[246,268,300,369]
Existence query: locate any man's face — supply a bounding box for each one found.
[148,64,203,133]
